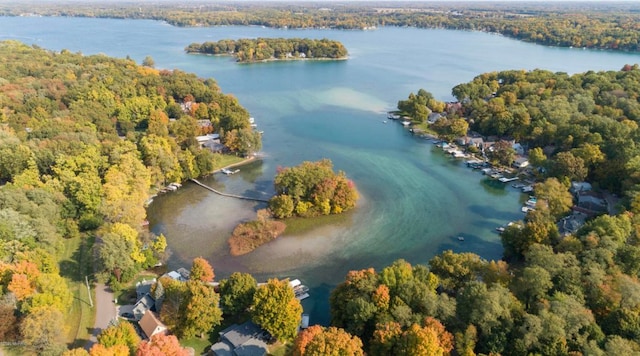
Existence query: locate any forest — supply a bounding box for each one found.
[0,40,260,354]
[2,1,640,51]
[358,65,640,355]
[186,38,348,63]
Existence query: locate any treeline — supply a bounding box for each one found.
[451,65,640,196]
[0,40,258,353]
[3,2,640,51]
[186,38,348,62]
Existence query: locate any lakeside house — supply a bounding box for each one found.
[210,321,268,356]
[513,156,529,169]
[132,294,155,321]
[163,267,191,282]
[136,279,156,300]
[139,310,168,340]
[197,134,225,152]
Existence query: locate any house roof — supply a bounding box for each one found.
[136,279,155,300]
[234,338,267,356]
[210,341,234,356]
[214,322,267,356]
[132,294,155,321]
[220,321,263,348]
[139,310,167,340]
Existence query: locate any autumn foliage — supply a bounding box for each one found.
[136,333,189,356]
[228,209,286,256]
[189,257,215,282]
[269,159,358,218]
[293,325,364,356]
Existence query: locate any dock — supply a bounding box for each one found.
[189,179,269,203]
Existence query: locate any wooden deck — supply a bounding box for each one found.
[189,179,269,203]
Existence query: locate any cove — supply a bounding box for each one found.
[2,16,638,325]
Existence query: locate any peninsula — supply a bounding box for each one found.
[185,38,348,63]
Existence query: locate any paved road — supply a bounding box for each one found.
[87,283,117,349]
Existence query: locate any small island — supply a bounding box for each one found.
[228,159,358,255]
[185,38,348,63]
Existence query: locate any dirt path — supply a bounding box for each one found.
[86,283,117,349]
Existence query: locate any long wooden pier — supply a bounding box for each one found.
[189,179,269,203]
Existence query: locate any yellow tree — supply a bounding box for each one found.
[252,278,303,342]
[102,145,151,226]
[179,281,223,339]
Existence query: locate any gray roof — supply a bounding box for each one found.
[210,341,234,356]
[220,322,262,348]
[212,322,268,356]
[132,294,155,321]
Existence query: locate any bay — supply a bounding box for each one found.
[2,16,637,325]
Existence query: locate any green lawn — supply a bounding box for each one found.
[58,235,96,349]
[214,154,247,170]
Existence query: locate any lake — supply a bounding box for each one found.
[2,16,637,325]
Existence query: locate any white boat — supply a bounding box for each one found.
[457,236,465,241]
[221,168,240,175]
[289,279,310,300]
[401,121,411,126]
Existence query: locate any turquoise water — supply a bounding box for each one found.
[3,17,638,325]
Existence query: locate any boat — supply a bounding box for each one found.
[221,168,240,175]
[457,236,465,241]
[401,120,411,127]
[498,177,519,183]
[289,279,310,301]
[300,314,310,329]
[522,206,536,213]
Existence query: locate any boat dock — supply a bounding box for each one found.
[189,179,269,203]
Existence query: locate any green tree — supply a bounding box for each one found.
[142,55,155,67]
[535,178,573,218]
[219,272,257,316]
[179,281,223,339]
[269,194,295,218]
[252,278,303,342]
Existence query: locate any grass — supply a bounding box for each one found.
[58,235,96,349]
[180,318,236,355]
[213,154,248,170]
[268,342,291,356]
[114,271,160,305]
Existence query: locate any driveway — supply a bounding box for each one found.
[87,283,117,349]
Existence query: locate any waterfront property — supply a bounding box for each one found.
[210,321,268,356]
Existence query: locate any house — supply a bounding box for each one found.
[210,321,268,356]
[457,135,484,148]
[132,294,155,321]
[136,279,155,301]
[427,112,443,124]
[196,134,224,152]
[163,267,191,282]
[139,310,167,340]
[512,143,525,155]
[577,191,608,215]
[571,181,592,194]
[513,156,529,169]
